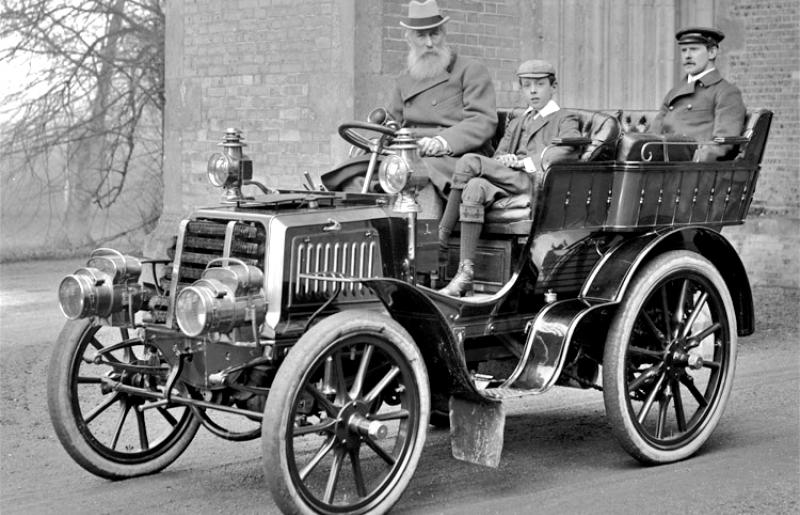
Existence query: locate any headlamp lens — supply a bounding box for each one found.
[58,275,90,319]
[378,154,410,194]
[207,152,235,187]
[175,287,209,337]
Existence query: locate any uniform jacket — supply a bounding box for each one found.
[388,52,497,192]
[496,106,581,172]
[650,69,746,161]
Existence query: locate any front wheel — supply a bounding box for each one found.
[603,251,737,464]
[47,319,200,479]
[263,311,429,515]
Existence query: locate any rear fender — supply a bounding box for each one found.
[581,226,754,336]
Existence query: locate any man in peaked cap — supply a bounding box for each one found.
[388,0,498,196]
[437,59,581,297]
[650,26,746,161]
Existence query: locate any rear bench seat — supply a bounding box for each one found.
[482,108,621,235]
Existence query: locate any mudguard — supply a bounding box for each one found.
[581,226,754,335]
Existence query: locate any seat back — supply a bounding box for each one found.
[567,109,621,161]
[737,109,773,164]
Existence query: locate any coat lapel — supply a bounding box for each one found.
[523,114,552,146]
[666,80,697,105]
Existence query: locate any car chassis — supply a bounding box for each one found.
[48,106,772,514]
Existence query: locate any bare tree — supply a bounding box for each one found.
[0,0,165,249]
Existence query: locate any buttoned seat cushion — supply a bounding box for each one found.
[483,108,620,228]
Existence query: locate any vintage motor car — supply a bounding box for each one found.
[48,105,772,514]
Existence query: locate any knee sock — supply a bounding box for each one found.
[459,221,482,263]
[439,189,462,241]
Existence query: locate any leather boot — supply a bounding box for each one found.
[438,259,474,297]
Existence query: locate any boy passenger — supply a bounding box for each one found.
[437,60,581,297]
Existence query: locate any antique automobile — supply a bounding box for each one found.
[48,105,772,514]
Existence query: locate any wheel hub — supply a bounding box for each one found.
[334,401,388,448]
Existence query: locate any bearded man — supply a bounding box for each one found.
[387,0,497,196]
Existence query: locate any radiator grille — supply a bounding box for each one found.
[292,238,380,302]
[165,219,265,287]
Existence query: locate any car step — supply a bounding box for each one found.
[482,387,534,400]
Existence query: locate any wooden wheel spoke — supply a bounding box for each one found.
[333,351,348,404]
[673,279,689,327]
[111,401,132,450]
[157,406,178,427]
[628,346,663,361]
[364,366,400,404]
[293,419,337,437]
[655,395,670,439]
[323,447,346,504]
[135,408,150,451]
[681,291,708,339]
[628,364,662,393]
[364,434,397,466]
[671,378,686,432]
[687,322,722,348]
[299,435,336,481]
[84,391,121,425]
[679,373,709,407]
[641,311,668,346]
[369,409,409,422]
[637,372,667,424]
[349,344,374,400]
[349,448,368,498]
[660,286,672,339]
[305,384,338,417]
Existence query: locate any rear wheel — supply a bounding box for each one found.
[603,251,737,464]
[47,319,200,479]
[263,311,429,514]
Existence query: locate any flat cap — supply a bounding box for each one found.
[676,27,725,46]
[516,59,556,79]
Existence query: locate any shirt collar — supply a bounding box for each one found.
[524,100,560,119]
[688,67,716,84]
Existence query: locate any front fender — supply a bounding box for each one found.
[581,226,754,336]
[360,277,495,404]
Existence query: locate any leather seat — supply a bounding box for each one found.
[483,108,620,230]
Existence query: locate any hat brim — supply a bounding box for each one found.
[518,73,554,79]
[400,15,449,30]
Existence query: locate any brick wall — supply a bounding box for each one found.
[722,0,799,217]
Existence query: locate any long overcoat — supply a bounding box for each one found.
[650,69,746,161]
[388,52,497,193]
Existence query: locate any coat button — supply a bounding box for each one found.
[432,100,437,106]
[669,106,674,111]
[687,104,692,110]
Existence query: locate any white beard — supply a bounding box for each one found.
[407,45,452,80]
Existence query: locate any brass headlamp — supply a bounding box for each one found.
[58,248,150,322]
[174,259,267,338]
[207,128,253,202]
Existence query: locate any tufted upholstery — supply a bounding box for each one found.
[483,108,620,227]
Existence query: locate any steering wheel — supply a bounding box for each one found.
[337,121,397,153]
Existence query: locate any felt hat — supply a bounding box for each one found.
[400,0,450,30]
[516,59,556,79]
[676,27,725,46]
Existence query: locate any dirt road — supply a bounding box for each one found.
[1,259,798,514]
